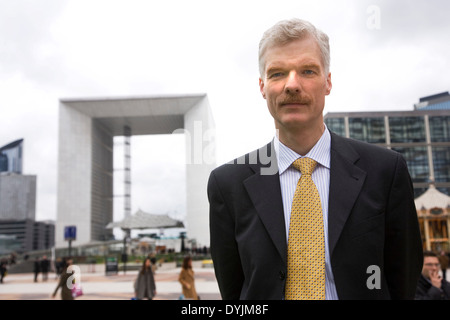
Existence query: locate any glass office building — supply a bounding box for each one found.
[0,139,23,174]
[324,93,450,199]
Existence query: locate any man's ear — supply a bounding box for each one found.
[325,72,332,95]
[259,78,266,99]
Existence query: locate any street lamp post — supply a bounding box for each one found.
[122,228,130,274]
[180,232,186,253]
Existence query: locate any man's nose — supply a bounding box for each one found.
[284,71,302,94]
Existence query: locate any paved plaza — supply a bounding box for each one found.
[0,263,221,300]
[2,263,448,301]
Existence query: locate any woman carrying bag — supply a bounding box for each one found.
[52,258,76,300]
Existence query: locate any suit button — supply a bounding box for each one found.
[279,271,285,280]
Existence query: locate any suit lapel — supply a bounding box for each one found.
[328,133,367,256]
[240,135,367,264]
[243,143,287,265]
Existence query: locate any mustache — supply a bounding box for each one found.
[279,94,312,105]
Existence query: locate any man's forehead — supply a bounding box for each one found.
[263,38,322,64]
[265,37,319,54]
[424,256,438,262]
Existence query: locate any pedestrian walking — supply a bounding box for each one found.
[33,257,40,282]
[54,257,63,279]
[133,257,156,300]
[149,253,157,274]
[0,258,7,283]
[41,255,50,281]
[178,256,198,300]
[438,250,449,281]
[52,258,75,300]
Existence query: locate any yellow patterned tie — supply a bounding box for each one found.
[285,157,325,300]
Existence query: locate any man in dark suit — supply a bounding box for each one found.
[208,18,423,300]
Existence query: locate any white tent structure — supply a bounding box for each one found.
[415,184,450,211]
[106,209,184,230]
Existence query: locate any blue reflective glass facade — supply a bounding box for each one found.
[392,146,429,183]
[0,139,23,174]
[324,110,450,197]
[0,154,7,172]
[389,116,426,143]
[429,116,450,142]
[325,117,345,136]
[433,147,450,183]
[349,117,385,143]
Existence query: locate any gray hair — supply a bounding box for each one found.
[258,18,330,78]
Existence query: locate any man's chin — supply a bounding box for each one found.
[278,115,310,128]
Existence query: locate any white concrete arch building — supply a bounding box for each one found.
[56,94,215,249]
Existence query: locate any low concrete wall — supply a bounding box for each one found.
[7,260,209,274]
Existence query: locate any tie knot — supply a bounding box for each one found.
[292,157,317,176]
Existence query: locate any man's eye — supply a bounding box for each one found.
[303,70,315,75]
[269,72,283,78]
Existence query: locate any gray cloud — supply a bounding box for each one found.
[0,0,68,80]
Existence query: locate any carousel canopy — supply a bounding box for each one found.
[414,184,450,211]
[105,209,184,230]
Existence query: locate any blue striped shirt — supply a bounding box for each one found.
[274,126,339,300]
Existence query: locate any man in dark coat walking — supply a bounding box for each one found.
[33,257,40,282]
[40,255,50,281]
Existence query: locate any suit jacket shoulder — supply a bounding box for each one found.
[208,141,285,300]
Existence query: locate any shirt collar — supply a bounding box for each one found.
[274,124,331,175]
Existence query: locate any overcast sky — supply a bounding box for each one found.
[1,0,449,234]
